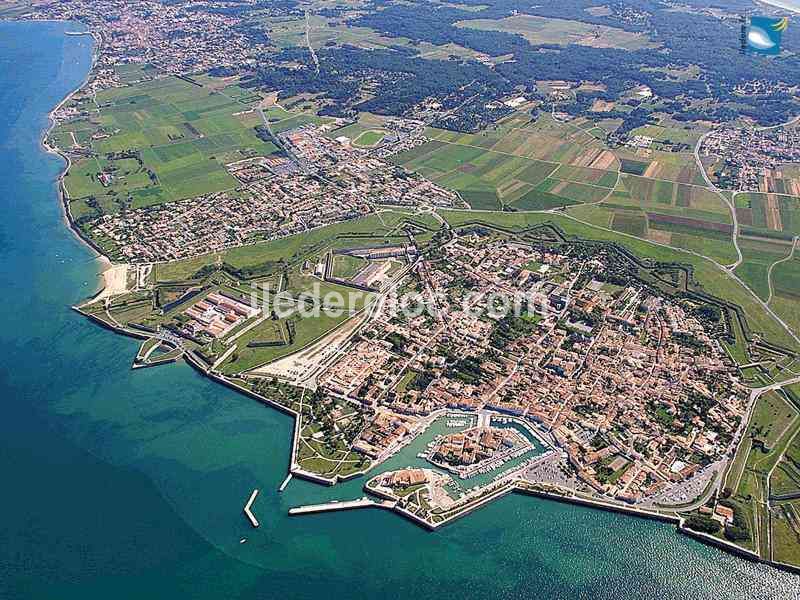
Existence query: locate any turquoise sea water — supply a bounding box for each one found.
[1,20,800,599]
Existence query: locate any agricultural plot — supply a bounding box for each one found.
[550,164,618,188]
[398,118,731,229]
[114,63,159,84]
[391,139,563,210]
[617,149,703,185]
[64,155,163,215]
[55,72,283,214]
[393,117,624,210]
[738,192,800,240]
[610,210,648,237]
[734,237,795,301]
[619,158,649,176]
[453,14,656,50]
[587,174,737,263]
[535,178,611,204]
[769,255,800,337]
[426,112,616,167]
[763,170,800,198]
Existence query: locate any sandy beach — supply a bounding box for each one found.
[94,262,129,301]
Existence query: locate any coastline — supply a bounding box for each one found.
[40,22,110,294]
[25,17,800,580]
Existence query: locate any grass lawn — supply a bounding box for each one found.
[772,501,800,567]
[734,238,794,302]
[221,311,352,374]
[333,254,368,279]
[353,130,386,147]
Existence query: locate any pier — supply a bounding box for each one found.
[278,473,292,492]
[243,489,260,528]
[288,497,393,515]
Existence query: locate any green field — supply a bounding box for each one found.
[54,70,286,213]
[734,238,795,301]
[772,500,800,567]
[220,310,352,374]
[453,14,656,50]
[353,130,386,147]
[770,255,800,337]
[333,254,368,279]
[535,178,611,204]
[721,389,800,560]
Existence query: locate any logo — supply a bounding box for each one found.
[741,16,789,55]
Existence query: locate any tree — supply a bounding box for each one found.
[685,514,722,535]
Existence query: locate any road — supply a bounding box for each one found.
[693,130,743,270]
[766,236,798,304]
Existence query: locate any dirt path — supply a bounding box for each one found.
[305,11,320,75]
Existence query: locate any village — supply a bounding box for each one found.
[19,0,277,77]
[701,122,800,193]
[306,233,750,513]
[88,123,462,263]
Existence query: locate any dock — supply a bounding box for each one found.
[288,497,393,515]
[243,489,260,528]
[278,473,293,492]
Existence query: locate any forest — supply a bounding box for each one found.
[239,0,800,129]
